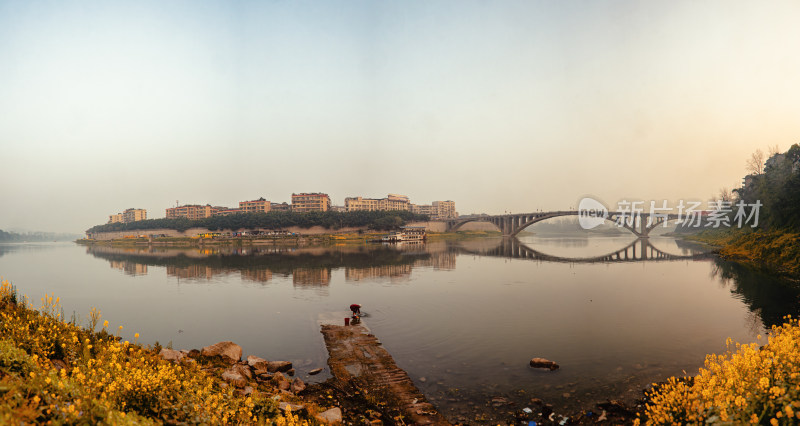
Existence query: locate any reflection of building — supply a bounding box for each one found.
[166,204,213,220]
[345,265,413,281]
[109,208,147,224]
[109,260,148,276]
[240,198,271,214]
[411,201,457,219]
[345,194,410,212]
[292,193,331,212]
[241,269,273,283]
[167,265,216,280]
[292,268,331,286]
[413,252,457,270]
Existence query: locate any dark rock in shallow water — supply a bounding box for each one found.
[201,341,242,363]
[267,360,293,373]
[529,357,559,370]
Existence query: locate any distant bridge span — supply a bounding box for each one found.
[443,211,683,237]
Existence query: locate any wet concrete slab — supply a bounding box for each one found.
[320,321,450,425]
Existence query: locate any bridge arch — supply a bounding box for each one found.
[447,212,673,237]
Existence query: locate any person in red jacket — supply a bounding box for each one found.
[349,304,361,316]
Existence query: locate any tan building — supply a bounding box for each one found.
[433,200,457,219]
[271,202,291,212]
[411,204,436,217]
[108,213,124,224]
[108,208,146,224]
[239,197,271,213]
[214,208,242,216]
[166,204,213,220]
[292,193,331,212]
[411,201,457,219]
[345,194,411,212]
[123,208,147,223]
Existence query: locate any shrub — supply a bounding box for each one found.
[639,316,800,425]
[0,279,308,424]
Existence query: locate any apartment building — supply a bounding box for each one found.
[123,208,147,223]
[239,197,271,213]
[410,204,436,217]
[291,193,330,212]
[411,201,457,219]
[433,200,457,219]
[108,208,146,224]
[166,204,213,220]
[271,202,291,212]
[345,194,411,212]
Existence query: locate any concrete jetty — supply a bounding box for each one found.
[320,321,450,425]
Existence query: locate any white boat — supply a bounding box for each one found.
[380,227,426,242]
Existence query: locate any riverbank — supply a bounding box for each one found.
[687,229,800,279]
[0,278,421,424]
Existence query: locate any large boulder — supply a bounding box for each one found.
[201,341,242,363]
[221,367,248,388]
[315,407,342,424]
[291,377,306,394]
[159,348,185,363]
[529,357,559,370]
[233,363,253,380]
[247,355,270,375]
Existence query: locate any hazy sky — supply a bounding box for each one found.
[2,0,800,233]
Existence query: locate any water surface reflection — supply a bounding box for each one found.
[1,238,798,422]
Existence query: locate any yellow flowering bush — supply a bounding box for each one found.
[0,279,309,424]
[639,316,800,425]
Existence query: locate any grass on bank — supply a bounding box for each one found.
[689,228,800,278]
[638,316,800,425]
[0,279,309,425]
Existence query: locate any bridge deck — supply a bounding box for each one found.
[320,322,450,425]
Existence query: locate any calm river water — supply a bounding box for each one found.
[1,236,798,422]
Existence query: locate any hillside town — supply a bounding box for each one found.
[107,193,457,224]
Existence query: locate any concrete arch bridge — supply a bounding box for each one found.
[445,211,682,238]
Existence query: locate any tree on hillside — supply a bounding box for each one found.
[746,149,765,175]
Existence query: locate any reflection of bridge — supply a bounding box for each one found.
[459,238,712,263]
[445,211,682,237]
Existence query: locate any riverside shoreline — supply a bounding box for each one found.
[687,229,800,281]
[76,230,503,248]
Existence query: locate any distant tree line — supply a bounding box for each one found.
[86,210,430,234]
[735,143,800,229]
[0,229,80,242]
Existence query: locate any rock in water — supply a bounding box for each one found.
[315,407,342,424]
[201,341,242,363]
[308,368,323,375]
[530,358,559,370]
[267,360,293,373]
